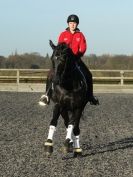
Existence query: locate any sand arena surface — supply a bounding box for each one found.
[0,92,133,177]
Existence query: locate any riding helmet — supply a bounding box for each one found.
[67,14,79,24]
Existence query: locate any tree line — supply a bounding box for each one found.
[83,54,133,70]
[0,53,133,70]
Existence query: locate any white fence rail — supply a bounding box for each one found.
[0,69,133,86]
[91,69,133,85]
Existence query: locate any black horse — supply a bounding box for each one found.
[43,40,89,157]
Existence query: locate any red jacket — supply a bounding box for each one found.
[58,28,87,56]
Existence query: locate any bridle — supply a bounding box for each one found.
[50,43,88,91]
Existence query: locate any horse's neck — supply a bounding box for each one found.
[53,54,77,89]
[62,55,74,76]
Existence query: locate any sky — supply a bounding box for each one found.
[0,0,133,57]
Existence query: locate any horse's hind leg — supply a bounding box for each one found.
[44,103,60,156]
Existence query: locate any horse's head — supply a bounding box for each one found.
[49,40,70,63]
[49,40,77,90]
[49,40,87,92]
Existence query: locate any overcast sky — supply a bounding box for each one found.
[0,0,133,57]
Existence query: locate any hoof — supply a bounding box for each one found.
[68,142,73,153]
[44,140,53,156]
[73,148,82,157]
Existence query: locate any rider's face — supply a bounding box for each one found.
[68,22,78,33]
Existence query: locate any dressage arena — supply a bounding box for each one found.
[0,92,133,177]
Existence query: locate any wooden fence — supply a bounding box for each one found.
[0,69,133,86]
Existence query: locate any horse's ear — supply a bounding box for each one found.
[49,40,56,50]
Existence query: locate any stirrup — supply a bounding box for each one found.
[39,94,50,106]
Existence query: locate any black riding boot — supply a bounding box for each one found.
[39,70,54,106]
[86,71,99,105]
[39,78,52,106]
[39,66,62,106]
[78,60,99,105]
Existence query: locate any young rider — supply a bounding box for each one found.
[39,14,99,105]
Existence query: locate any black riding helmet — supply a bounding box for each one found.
[67,14,79,24]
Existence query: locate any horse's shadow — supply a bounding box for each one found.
[62,137,133,160]
[82,137,133,157]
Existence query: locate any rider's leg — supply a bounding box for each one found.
[39,70,53,106]
[78,60,99,105]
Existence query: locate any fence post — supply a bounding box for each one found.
[17,70,19,91]
[120,70,124,86]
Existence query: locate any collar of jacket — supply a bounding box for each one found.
[66,27,80,32]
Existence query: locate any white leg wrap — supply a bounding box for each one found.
[47,125,56,140]
[66,125,73,140]
[66,128,73,142]
[70,134,74,143]
[73,135,80,148]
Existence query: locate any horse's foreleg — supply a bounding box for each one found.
[44,103,60,156]
[62,109,76,154]
[60,110,73,153]
[61,110,73,142]
[66,124,73,141]
[61,123,74,154]
[60,109,69,128]
[47,125,56,141]
[50,103,60,127]
[47,103,60,139]
[72,109,83,157]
